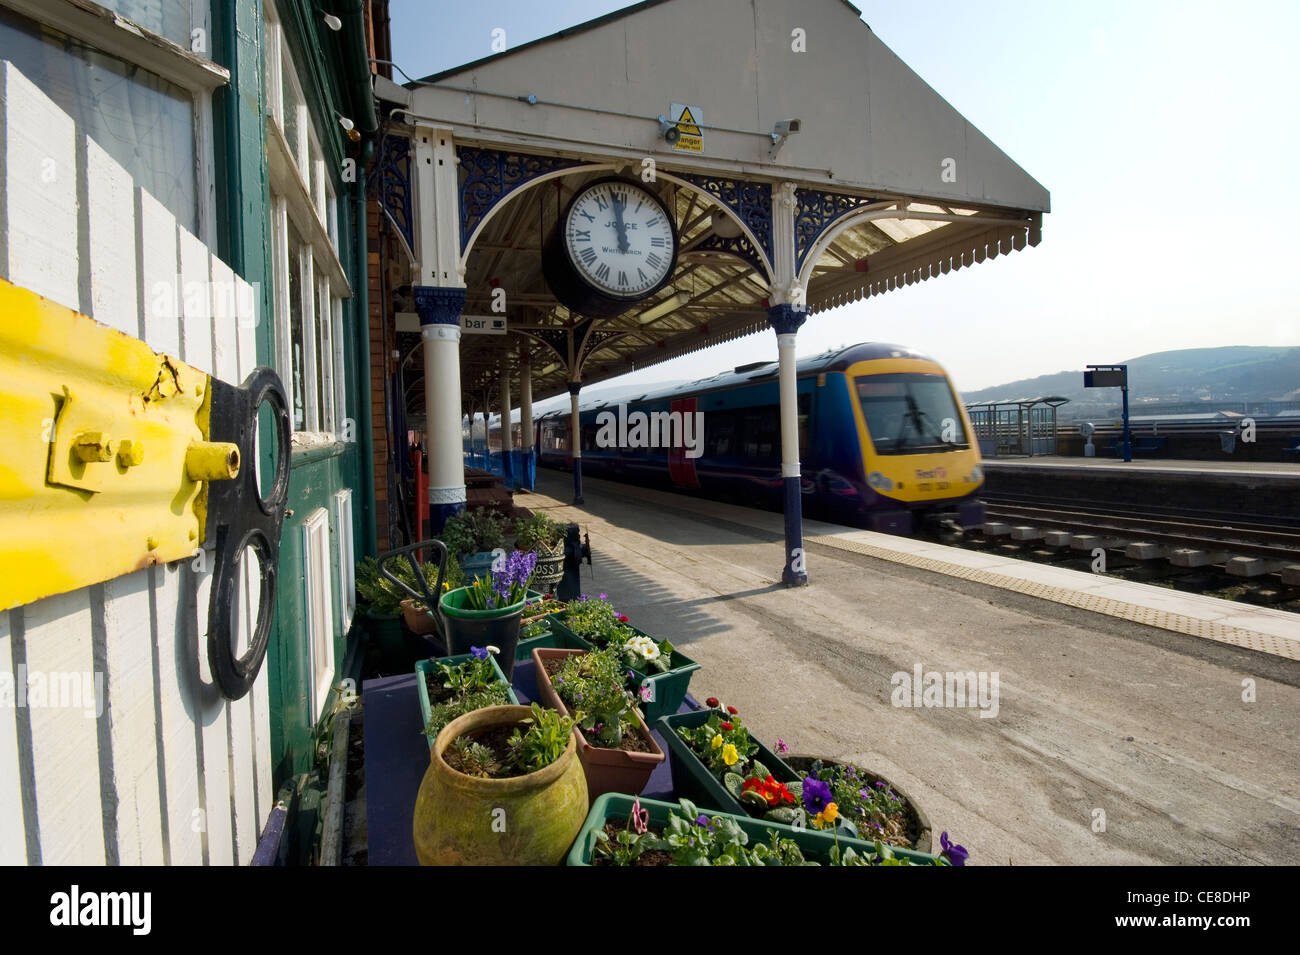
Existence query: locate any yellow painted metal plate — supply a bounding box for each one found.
[0,277,211,611]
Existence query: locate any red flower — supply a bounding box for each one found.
[616,613,630,622]
[720,721,733,731]
[727,705,738,715]
[743,774,795,807]
[705,697,720,708]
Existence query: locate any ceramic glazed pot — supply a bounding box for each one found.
[532,647,665,800]
[530,541,565,592]
[413,704,588,866]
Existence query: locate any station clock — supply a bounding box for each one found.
[542,177,679,317]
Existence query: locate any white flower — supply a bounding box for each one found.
[623,635,660,661]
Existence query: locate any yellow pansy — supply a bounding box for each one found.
[710,734,724,750]
[722,743,739,766]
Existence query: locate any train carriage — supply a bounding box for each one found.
[530,343,985,534]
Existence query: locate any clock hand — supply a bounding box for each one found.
[612,196,630,253]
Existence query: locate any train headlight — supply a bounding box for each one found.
[867,470,894,491]
[963,465,983,484]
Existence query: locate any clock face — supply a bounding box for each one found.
[562,179,676,300]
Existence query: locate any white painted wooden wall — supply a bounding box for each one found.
[0,61,272,865]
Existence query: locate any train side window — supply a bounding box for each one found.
[707,410,736,457]
[581,423,598,452]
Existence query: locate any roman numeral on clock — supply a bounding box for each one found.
[579,247,597,266]
[650,236,666,247]
[572,229,590,242]
[594,262,610,282]
[618,270,628,289]
[646,252,663,270]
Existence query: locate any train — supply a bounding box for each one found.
[520,343,986,534]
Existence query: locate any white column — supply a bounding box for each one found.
[519,347,533,452]
[777,332,800,477]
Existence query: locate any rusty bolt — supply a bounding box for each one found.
[117,439,145,467]
[73,431,116,462]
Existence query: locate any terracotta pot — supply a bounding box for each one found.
[531,647,664,800]
[413,704,588,866]
[400,599,439,636]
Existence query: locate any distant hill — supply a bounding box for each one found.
[961,347,1300,415]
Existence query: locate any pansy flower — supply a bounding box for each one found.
[721,743,739,766]
[802,776,833,815]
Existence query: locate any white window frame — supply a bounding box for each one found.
[302,508,336,720]
[1,0,224,245]
[264,0,351,441]
[331,489,356,630]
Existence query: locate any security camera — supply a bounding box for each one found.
[769,118,801,159]
[657,115,681,145]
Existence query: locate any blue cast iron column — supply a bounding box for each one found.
[769,303,808,586]
[415,285,467,533]
[569,380,584,505]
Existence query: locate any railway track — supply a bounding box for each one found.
[940,497,1300,612]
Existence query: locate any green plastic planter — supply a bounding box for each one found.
[363,606,404,660]
[656,709,800,818]
[566,793,945,866]
[439,587,527,678]
[514,625,591,663]
[548,620,700,723]
[415,653,518,750]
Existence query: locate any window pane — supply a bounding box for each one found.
[315,273,331,432]
[288,221,306,431]
[280,42,303,168]
[0,6,198,232]
[100,0,195,48]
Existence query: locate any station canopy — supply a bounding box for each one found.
[394,0,1050,411]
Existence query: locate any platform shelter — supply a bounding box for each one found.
[372,0,1050,585]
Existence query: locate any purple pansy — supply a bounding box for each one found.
[470,646,488,660]
[802,776,833,815]
[940,831,969,866]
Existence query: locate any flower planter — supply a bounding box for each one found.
[439,586,526,679]
[548,619,700,723]
[530,541,565,593]
[413,704,588,866]
[401,599,439,637]
[415,653,519,750]
[458,550,498,582]
[362,606,404,660]
[656,709,800,818]
[565,793,945,866]
[783,754,933,854]
[515,625,591,663]
[532,648,665,800]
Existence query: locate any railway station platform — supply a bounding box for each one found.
[514,468,1300,865]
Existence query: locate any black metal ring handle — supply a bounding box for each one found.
[205,366,290,700]
[378,539,448,612]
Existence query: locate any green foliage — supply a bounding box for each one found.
[514,512,564,552]
[437,655,497,695]
[801,758,914,847]
[675,709,760,779]
[446,737,503,779]
[424,684,511,740]
[356,554,451,615]
[592,805,669,865]
[508,702,574,773]
[553,647,639,748]
[559,597,674,673]
[440,508,507,558]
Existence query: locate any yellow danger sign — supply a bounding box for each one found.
[670,103,703,152]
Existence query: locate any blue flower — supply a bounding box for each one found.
[470,646,488,660]
[940,831,969,866]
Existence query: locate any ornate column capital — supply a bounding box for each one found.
[567,381,582,396]
[413,285,466,326]
[767,303,807,336]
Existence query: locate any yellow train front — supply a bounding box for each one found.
[534,342,985,535]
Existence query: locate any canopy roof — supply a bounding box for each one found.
[395,0,1049,413]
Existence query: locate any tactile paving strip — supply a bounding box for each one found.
[805,534,1300,662]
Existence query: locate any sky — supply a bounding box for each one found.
[389,0,1300,399]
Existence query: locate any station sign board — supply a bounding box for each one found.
[462,314,507,335]
[1084,366,1127,388]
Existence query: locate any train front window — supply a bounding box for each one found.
[855,373,969,454]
